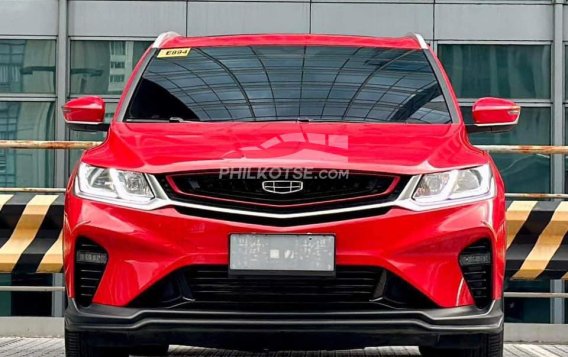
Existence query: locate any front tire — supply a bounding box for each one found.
[419,331,503,357]
[65,329,128,357]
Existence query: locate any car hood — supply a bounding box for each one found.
[82,122,487,175]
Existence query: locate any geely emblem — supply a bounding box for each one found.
[262,180,303,194]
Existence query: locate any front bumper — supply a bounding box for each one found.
[65,299,504,350]
[64,193,506,308]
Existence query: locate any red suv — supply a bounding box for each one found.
[62,33,519,357]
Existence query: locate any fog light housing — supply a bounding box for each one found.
[75,238,108,306]
[459,240,492,308]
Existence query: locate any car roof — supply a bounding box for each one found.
[154,33,428,50]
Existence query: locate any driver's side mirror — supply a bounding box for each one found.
[62,96,109,132]
[466,97,520,134]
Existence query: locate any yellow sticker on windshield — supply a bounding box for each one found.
[157,48,191,58]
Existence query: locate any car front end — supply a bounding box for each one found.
[62,33,516,357]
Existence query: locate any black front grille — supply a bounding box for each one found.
[130,266,437,311]
[187,266,381,305]
[75,238,108,307]
[459,240,492,308]
[166,170,399,206]
[158,170,409,215]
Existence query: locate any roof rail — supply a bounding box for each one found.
[406,33,428,50]
[152,31,181,48]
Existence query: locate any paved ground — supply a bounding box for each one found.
[0,338,567,356]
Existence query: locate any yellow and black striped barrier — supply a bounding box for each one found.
[0,195,567,280]
[506,201,568,280]
[0,194,63,274]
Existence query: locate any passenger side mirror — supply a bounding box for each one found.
[62,96,109,132]
[466,97,520,134]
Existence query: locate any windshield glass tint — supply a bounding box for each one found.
[126,46,452,124]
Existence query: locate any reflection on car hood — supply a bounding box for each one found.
[82,122,488,175]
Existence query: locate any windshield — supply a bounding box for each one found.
[125,46,452,124]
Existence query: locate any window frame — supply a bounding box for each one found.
[436,40,553,101]
[0,37,58,188]
[67,37,154,97]
[0,37,57,96]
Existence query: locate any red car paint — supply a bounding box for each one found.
[472,97,521,126]
[64,191,505,307]
[62,96,106,124]
[160,34,424,51]
[63,34,512,351]
[84,122,486,175]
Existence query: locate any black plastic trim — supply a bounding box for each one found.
[74,238,108,307]
[117,48,158,122]
[423,49,460,125]
[66,123,110,132]
[459,239,493,308]
[65,299,503,349]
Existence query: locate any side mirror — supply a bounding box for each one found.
[62,96,109,132]
[466,97,520,134]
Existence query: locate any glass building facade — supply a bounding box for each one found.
[0,0,565,322]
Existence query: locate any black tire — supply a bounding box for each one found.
[65,329,129,357]
[130,345,170,356]
[419,331,504,357]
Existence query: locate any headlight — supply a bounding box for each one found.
[413,165,492,204]
[76,163,154,203]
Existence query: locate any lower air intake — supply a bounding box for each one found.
[75,238,108,307]
[130,265,437,311]
[459,239,492,308]
[187,266,381,305]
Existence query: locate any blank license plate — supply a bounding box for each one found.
[229,234,335,276]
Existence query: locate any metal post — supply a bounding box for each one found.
[54,0,68,319]
[56,0,68,188]
[551,0,565,324]
[51,274,65,317]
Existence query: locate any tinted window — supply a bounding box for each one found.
[0,101,55,187]
[70,41,151,95]
[439,44,551,99]
[126,46,452,124]
[0,40,56,94]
